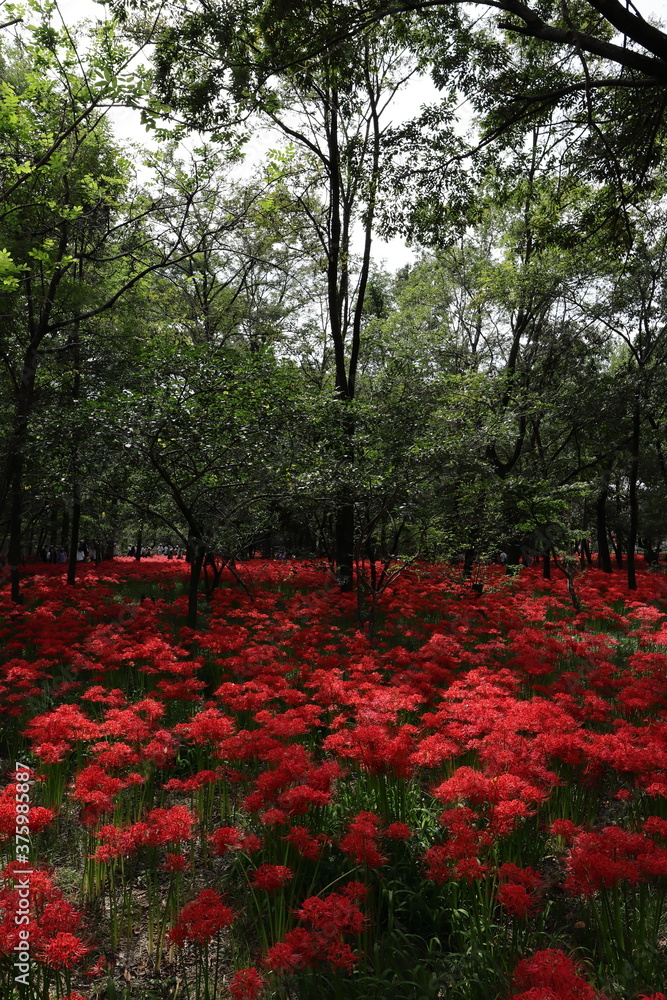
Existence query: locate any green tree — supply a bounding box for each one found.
[101,343,301,627]
[0,14,245,599]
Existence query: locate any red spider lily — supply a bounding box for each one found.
[163,768,222,792]
[550,820,583,844]
[7,554,667,995]
[452,857,490,882]
[283,825,329,859]
[163,853,188,872]
[266,886,365,973]
[72,765,143,827]
[563,826,667,895]
[86,955,110,978]
[0,864,86,958]
[339,881,368,901]
[38,932,92,969]
[295,891,366,935]
[142,805,197,846]
[497,883,537,918]
[174,707,236,743]
[433,767,546,809]
[25,703,100,749]
[89,741,140,768]
[239,833,264,854]
[169,888,235,946]
[209,826,243,854]
[339,811,387,868]
[261,808,288,826]
[497,863,544,890]
[511,948,607,999]
[324,723,418,778]
[39,898,82,935]
[228,966,266,999]
[93,805,196,860]
[81,686,127,707]
[0,784,55,840]
[265,927,317,972]
[643,816,667,839]
[385,822,413,841]
[253,706,322,738]
[250,864,293,891]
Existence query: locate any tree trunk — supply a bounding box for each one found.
[7,455,24,604]
[627,399,640,591]
[609,529,623,567]
[542,549,551,578]
[335,503,354,591]
[596,484,613,572]
[187,541,206,629]
[580,537,592,566]
[67,482,81,586]
[135,528,142,561]
[49,505,58,548]
[60,506,69,550]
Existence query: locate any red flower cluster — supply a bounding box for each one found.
[228,966,266,999]
[250,864,293,892]
[511,949,607,999]
[0,864,88,969]
[169,888,235,946]
[4,556,667,994]
[496,864,545,918]
[266,884,366,973]
[339,811,387,868]
[564,826,667,896]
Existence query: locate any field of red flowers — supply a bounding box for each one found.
[2,557,667,1000]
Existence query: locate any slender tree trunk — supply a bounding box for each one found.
[67,482,81,586]
[67,317,81,587]
[49,506,58,548]
[187,541,205,629]
[609,529,623,567]
[542,549,551,579]
[8,455,24,603]
[25,523,34,559]
[60,507,69,549]
[135,528,142,562]
[580,537,592,566]
[596,485,613,572]
[627,398,640,591]
[5,347,39,603]
[335,502,354,591]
